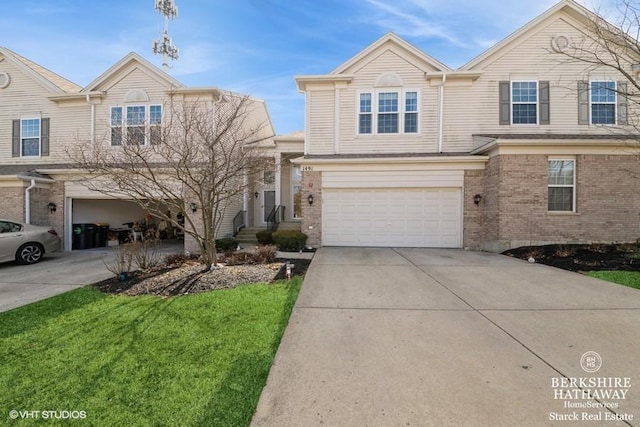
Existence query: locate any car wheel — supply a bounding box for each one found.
[16,243,44,265]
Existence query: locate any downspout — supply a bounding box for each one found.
[438,73,447,153]
[25,178,36,224]
[86,94,95,158]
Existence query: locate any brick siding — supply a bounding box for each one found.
[301,171,322,247]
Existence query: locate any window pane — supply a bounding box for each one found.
[548,160,574,185]
[360,93,371,113]
[149,126,161,145]
[591,104,615,124]
[512,82,537,102]
[359,114,372,134]
[150,105,162,125]
[127,126,145,145]
[405,92,417,112]
[378,113,398,133]
[111,107,123,126]
[21,119,40,138]
[404,112,417,133]
[111,128,122,146]
[548,187,574,211]
[512,104,537,124]
[127,106,146,126]
[378,92,398,113]
[591,81,616,103]
[22,138,40,156]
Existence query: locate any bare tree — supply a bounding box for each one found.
[68,92,273,268]
[560,1,640,129]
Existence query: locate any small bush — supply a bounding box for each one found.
[272,230,308,252]
[224,252,259,266]
[131,239,162,271]
[104,244,134,277]
[215,238,238,251]
[255,245,278,263]
[256,230,273,244]
[163,252,198,266]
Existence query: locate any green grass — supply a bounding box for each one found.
[0,278,302,427]
[587,271,640,290]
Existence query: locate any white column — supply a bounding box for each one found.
[274,151,282,208]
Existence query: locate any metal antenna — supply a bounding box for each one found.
[153,0,179,69]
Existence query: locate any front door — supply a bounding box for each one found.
[264,190,276,222]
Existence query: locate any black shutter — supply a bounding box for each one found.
[12,119,20,157]
[539,81,550,125]
[41,118,50,156]
[578,81,589,125]
[617,81,628,125]
[499,81,510,125]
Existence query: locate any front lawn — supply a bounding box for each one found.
[0,278,301,426]
[587,271,640,290]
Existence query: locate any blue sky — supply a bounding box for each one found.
[0,0,617,134]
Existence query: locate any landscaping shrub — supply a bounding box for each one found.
[255,245,278,263]
[272,230,308,252]
[224,252,259,265]
[215,237,238,251]
[130,239,161,270]
[256,230,273,244]
[163,252,198,266]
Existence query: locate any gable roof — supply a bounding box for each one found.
[0,47,81,94]
[459,0,597,71]
[83,52,184,92]
[332,32,452,75]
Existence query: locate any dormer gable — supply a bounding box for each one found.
[332,32,451,75]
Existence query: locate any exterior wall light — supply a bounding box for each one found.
[189,202,198,212]
[47,202,57,213]
[254,191,259,199]
[307,194,314,206]
[473,194,482,205]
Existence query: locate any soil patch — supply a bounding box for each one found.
[503,243,640,272]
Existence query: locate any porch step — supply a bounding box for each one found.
[235,227,265,245]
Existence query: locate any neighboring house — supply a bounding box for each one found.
[0,48,275,253]
[292,0,640,251]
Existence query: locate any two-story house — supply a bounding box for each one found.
[0,48,275,253]
[291,0,640,251]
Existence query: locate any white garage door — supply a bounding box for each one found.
[323,188,462,247]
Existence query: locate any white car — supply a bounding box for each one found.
[0,219,62,264]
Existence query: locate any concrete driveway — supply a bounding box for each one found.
[0,249,115,312]
[252,248,640,426]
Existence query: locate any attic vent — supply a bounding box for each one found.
[0,72,10,89]
[551,35,570,53]
[124,88,149,103]
[375,73,403,87]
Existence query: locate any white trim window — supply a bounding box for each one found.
[21,118,41,156]
[511,81,538,124]
[358,93,372,134]
[110,105,162,146]
[548,160,575,212]
[357,90,419,135]
[590,81,616,125]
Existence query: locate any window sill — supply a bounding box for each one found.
[546,211,580,216]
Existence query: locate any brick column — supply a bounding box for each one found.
[301,171,322,247]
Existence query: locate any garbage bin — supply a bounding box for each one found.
[94,223,110,248]
[72,223,96,250]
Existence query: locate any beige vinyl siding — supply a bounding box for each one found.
[446,16,633,152]
[337,49,439,154]
[93,66,172,149]
[307,89,335,155]
[0,57,89,164]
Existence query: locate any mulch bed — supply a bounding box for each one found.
[503,243,640,272]
[93,257,311,297]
